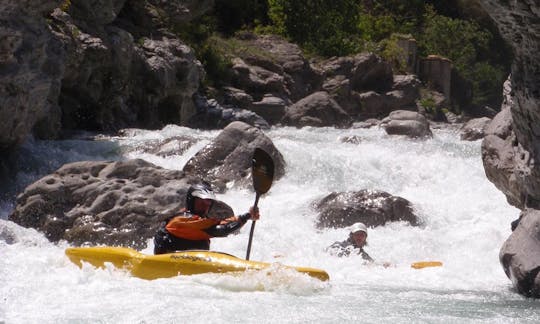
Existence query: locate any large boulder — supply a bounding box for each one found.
[500,209,540,297]
[355,75,421,120]
[320,59,420,120]
[7,159,235,248]
[249,94,288,125]
[314,190,420,229]
[183,121,286,189]
[229,33,322,103]
[380,110,432,138]
[281,91,352,128]
[385,74,421,110]
[460,117,492,141]
[231,57,286,99]
[188,94,270,130]
[247,34,322,101]
[319,53,393,92]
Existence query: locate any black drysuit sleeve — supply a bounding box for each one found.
[204,213,251,237]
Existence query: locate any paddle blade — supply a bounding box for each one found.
[252,148,274,195]
[411,261,443,269]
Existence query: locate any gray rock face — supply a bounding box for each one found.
[0,0,213,152]
[314,190,419,229]
[54,7,203,132]
[479,0,540,208]
[188,95,270,130]
[481,77,527,209]
[0,0,65,149]
[183,121,286,189]
[478,1,540,298]
[500,209,540,297]
[281,91,352,128]
[67,0,127,25]
[319,53,393,92]
[230,34,322,103]
[319,55,420,120]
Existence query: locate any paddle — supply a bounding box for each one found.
[411,261,443,269]
[245,148,274,260]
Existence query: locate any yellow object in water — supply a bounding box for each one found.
[65,247,329,281]
[411,261,443,269]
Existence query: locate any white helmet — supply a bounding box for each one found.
[190,185,216,200]
[350,222,368,235]
[186,183,216,211]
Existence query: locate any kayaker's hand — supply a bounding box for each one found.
[249,206,260,221]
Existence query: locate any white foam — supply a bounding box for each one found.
[2,126,533,323]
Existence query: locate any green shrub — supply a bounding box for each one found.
[357,0,426,41]
[419,8,490,72]
[172,16,231,87]
[418,6,506,107]
[470,61,505,106]
[198,43,233,87]
[60,0,71,12]
[267,0,361,56]
[419,95,437,114]
[357,14,398,42]
[379,34,410,73]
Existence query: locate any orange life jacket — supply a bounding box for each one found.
[165,215,220,240]
[165,211,241,239]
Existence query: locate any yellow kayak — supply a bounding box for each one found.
[65,247,329,281]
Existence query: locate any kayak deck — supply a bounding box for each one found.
[65,247,329,281]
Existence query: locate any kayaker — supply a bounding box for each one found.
[326,222,374,262]
[153,182,259,254]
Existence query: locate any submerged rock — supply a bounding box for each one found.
[314,189,420,229]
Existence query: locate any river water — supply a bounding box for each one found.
[1,125,539,323]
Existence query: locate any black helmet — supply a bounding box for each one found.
[186,182,216,212]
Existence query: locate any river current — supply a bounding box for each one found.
[1,125,539,323]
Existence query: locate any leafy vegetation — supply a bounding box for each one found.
[267,0,361,56]
[418,7,507,107]
[60,0,71,12]
[171,0,511,109]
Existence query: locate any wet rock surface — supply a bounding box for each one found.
[183,121,285,190]
[314,189,420,229]
[8,121,285,248]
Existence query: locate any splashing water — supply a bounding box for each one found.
[2,125,539,323]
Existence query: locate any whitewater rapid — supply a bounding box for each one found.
[2,125,539,323]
